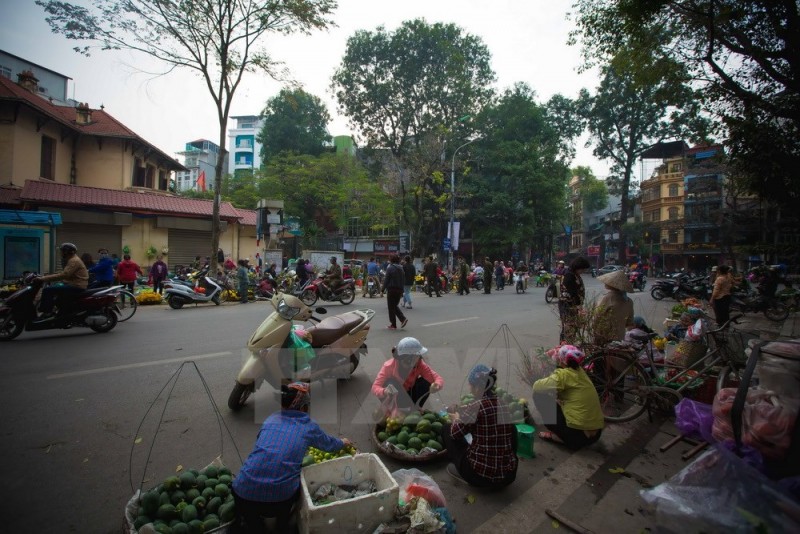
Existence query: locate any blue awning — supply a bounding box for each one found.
[0,209,62,225]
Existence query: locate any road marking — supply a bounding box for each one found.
[46,351,232,380]
[423,317,479,327]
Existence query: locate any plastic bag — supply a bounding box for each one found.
[712,388,798,460]
[685,318,705,341]
[392,468,446,507]
[674,398,715,443]
[641,446,800,533]
[289,325,315,369]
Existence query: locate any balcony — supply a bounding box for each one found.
[660,243,684,253]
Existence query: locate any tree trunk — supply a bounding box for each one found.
[212,122,228,277]
[617,162,633,264]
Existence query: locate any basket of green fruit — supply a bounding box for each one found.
[372,410,449,462]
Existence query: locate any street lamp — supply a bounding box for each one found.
[450,139,478,271]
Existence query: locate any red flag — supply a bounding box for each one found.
[197,170,206,192]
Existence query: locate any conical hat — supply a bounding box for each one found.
[597,270,633,292]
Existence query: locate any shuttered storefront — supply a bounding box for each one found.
[58,223,122,259]
[167,228,212,271]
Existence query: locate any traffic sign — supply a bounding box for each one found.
[443,238,451,250]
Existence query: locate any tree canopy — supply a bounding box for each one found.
[572,166,608,213]
[570,0,800,207]
[37,0,337,273]
[257,88,332,161]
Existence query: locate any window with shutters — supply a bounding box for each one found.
[132,158,146,187]
[669,183,679,197]
[40,135,55,180]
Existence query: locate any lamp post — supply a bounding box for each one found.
[450,139,477,271]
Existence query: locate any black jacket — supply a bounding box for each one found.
[403,262,417,285]
[383,263,405,291]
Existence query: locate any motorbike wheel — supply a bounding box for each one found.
[650,287,666,300]
[764,302,789,322]
[228,381,253,411]
[168,296,185,309]
[545,286,556,303]
[89,309,118,333]
[474,279,484,291]
[0,310,24,341]
[212,294,221,306]
[338,287,356,305]
[516,281,523,294]
[300,289,318,307]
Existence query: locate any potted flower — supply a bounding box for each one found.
[146,245,158,259]
[122,245,131,255]
[161,246,169,255]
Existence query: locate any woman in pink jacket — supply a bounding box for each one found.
[372,337,444,413]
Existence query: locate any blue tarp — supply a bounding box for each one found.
[0,209,62,225]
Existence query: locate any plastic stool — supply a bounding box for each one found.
[515,423,536,458]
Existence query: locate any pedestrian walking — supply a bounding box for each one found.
[458,256,470,295]
[149,255,168,295]
[495,261,505,290]
[483,257,493,294]
[116,254,143,306]
[382,255,408,329]
[423,256,441,297]
[402,255,416,309]
[237,259,250,304]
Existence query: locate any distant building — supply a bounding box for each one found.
[0,49,72,104]
[175,139,223,192]
[227,115,264,176]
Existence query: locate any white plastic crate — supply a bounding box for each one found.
[299,453,399,533]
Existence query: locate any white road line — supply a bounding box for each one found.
[46,351,232,380]
[423,317,479,327]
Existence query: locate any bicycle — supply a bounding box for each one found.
[114,289,138,321]
[584,315,756,422]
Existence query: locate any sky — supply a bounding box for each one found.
[0,0,613,176]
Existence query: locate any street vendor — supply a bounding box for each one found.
[443,365,518,488]
[371,337,444,413]
[532,345,604,450]
[232,382,351,533]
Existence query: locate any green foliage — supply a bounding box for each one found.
[257,88,332,161]
[572,166,608,213]
[570,0,800,208]
[465,84,571,257]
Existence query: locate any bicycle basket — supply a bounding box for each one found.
[708,328,759,366]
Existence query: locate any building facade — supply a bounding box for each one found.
[227,115,264,176]
[175,139,223,192]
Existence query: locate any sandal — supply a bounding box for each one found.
[538,431,564,444]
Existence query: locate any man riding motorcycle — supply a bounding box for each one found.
[323,256,342,292]
[36,242,89,318]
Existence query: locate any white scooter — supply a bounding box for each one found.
[228,292,374,411]
[164,274,223,309]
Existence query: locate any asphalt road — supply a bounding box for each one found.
[0,277,671,532]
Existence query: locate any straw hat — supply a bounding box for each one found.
[597,270,634,292]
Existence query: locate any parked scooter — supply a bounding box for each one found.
[730,290,789,322]
[650,278,679,300]
[164,273,223,309]
[467,271,484,291]
[228,292,374,410]
[300,275,357,306]
[0,275,119,340]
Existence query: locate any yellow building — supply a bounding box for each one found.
[640,153,686,271]
[0,68,256,280]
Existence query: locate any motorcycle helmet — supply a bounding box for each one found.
[60,242,77,253]
[395,337,428,357]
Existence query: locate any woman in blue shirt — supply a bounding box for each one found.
[232,383,351,532]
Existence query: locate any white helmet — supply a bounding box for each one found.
[396,337,428,357]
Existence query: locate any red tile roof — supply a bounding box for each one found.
[0,76,183,171]
[19,180,254,222]
[0,186,22,206]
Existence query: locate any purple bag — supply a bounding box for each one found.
[674,398,715,443]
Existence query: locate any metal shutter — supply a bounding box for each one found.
[167,228,213,271]
[58,223,122,259]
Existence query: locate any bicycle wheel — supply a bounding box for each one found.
[545,285,556,303]
[585,354,651,423]
[114,290,138,321]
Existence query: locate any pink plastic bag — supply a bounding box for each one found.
[391,468,447,507]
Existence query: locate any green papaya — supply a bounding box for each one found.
[205,478,219,489]
[170,490,186,506]
[181,504,198,523]
[394,443,407,450]
[203,517,220,531]
[175,502,188,513]
[397,431,410,445]
[191,496,206,510]
[403,414,421,426]
[154,523,173,534]
[163,476,181,491]
[427,440,443,451]
[194,474,207,490]
[157,503,177,521]
[218,466,232,477]
[386,435,398,445]
[418,433,432,442]
[133,515,150,530]
[206,496,222,515]
[408,437,422,449]
[218,474,232,486]
[219,501,236,523]
[171,523,189,534]
[185,488,200,501]
[203,513,219,523]
[203,465,219,479]
[159,491,171,506]
[422,412,437,422]
[214,483,231,498]
[415,419,432,433]
[405,448,418,455]
[179,472,196,490]
[431,421,443,434]
[187,519,204,534]
[201,487,215,500]
[141,490,160,517]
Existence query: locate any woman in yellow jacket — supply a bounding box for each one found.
[533,345,604,450]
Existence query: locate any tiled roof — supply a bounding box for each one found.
[0,76,183,171]
[0,186,22,206]
[20,180,250,221]
[235,207,257,226]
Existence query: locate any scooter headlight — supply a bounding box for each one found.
[277,298,301,320]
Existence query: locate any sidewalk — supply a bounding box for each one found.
[737,312,800,340]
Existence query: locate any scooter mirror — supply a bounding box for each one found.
[315,306,328,315]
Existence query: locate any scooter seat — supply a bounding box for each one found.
[306,312,364,347]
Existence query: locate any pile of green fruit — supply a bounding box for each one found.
[376,411,448,456]
[301,443,358,467]
[133,465,235,534]
[461,388,531,423]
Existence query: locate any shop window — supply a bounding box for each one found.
[40,135,55,180]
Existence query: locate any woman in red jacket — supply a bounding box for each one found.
[116,254,143,305]
[372,337,444,415]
